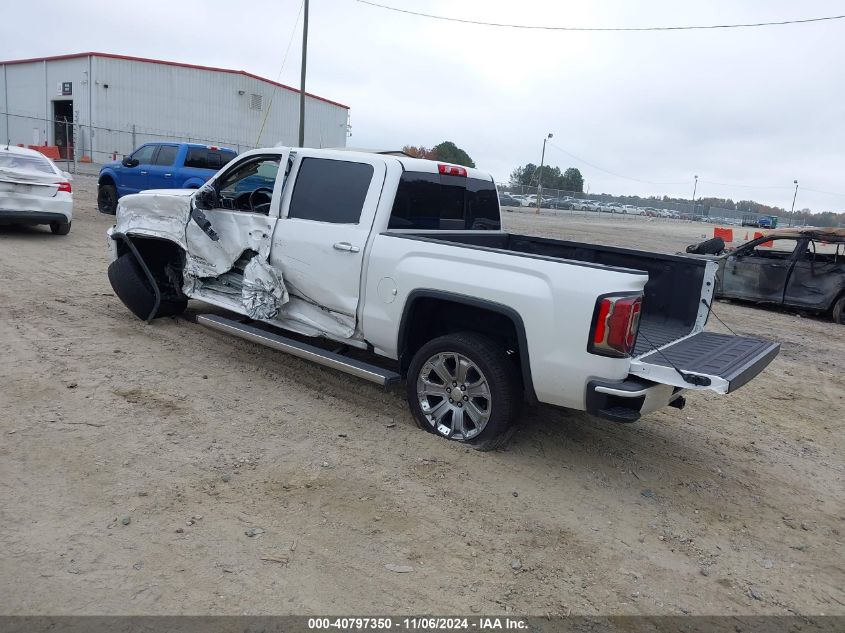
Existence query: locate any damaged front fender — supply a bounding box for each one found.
[113,189,194,250]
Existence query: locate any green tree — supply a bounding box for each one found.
[560,167,584,193]
[509,163,584,192]
[432,141,475,168]
[402,145,435,160]
[509,163,537,186]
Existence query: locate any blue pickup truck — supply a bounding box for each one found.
[97,142,237,214]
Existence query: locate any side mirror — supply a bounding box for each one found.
[194,185,218,210]
[122,156,139,168]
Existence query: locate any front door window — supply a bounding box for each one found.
[216,157,281,214]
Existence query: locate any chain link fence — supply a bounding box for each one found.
[2,110,262,173]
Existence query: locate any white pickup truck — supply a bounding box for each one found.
[107,147,779,449]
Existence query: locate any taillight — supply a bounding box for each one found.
[57,182,72,193]
[438,163,467,177]
[590,295,642,357]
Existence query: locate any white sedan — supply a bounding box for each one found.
[0,145,73,235]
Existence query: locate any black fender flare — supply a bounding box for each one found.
[397,289,537,404]
[110,232,162,323]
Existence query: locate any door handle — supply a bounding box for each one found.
[164,173,172,177]
[333,241,360,253]
[140,170,148,175]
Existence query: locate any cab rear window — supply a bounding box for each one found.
[185,148,237,170]
[389,172,500,230]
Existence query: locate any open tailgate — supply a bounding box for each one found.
[629,332,780,394]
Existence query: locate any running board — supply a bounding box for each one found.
[196,314,401,387]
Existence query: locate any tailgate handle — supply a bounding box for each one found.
[682,373,711,386]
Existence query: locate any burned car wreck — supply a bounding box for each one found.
[687,228,845,323]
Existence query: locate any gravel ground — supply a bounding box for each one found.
[1,174,842,616]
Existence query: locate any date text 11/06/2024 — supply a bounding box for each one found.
[307,617,529,630]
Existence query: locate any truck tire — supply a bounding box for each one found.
[50,220,71,235]
[108,253,187,320]
[406,332,521,451]
[832,295,845,325]
[98,184,118,214]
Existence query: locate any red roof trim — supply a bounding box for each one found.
[0,51,349,110]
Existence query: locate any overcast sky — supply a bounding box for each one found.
[4,0,844,212]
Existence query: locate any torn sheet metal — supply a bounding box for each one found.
[183,203,276,279]
[242,258,289,319]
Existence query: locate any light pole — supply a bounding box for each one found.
[298,0,309,147]
[789,179,798,227]
[692,174,698,215]
[536,132,553,215]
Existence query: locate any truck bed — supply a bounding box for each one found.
[391,231,713,357]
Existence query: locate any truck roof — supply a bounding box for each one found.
[275,146,493,182]
[140,141,236,151]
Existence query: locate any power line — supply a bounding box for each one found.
[357,1,845,32]
[802,187,845,198]
[701,180,793,190]
[547,142,687,186]
[256,0,305,145]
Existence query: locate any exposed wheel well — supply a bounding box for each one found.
[98,174,115,187]
[398,292,536,402]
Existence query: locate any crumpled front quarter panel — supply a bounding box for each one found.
[113,191,193,250]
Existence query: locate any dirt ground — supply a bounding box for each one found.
[1,175,842,616]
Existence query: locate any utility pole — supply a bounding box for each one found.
[536,132,553,215]
[692,174,698,216]
[789,179,799,227]
[298,0,309,148]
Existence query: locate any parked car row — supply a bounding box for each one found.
[497,193,767,225]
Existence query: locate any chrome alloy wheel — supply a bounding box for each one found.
[416,352,492,441]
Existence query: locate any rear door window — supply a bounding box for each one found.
[185,148,237,170]
[389,172,500,230]
[153,145,178,166]
[287,158,374,224]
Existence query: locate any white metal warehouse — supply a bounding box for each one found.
[0,52,350,162]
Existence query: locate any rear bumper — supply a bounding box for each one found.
[586,377,682,423]
[0,210,71,225]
